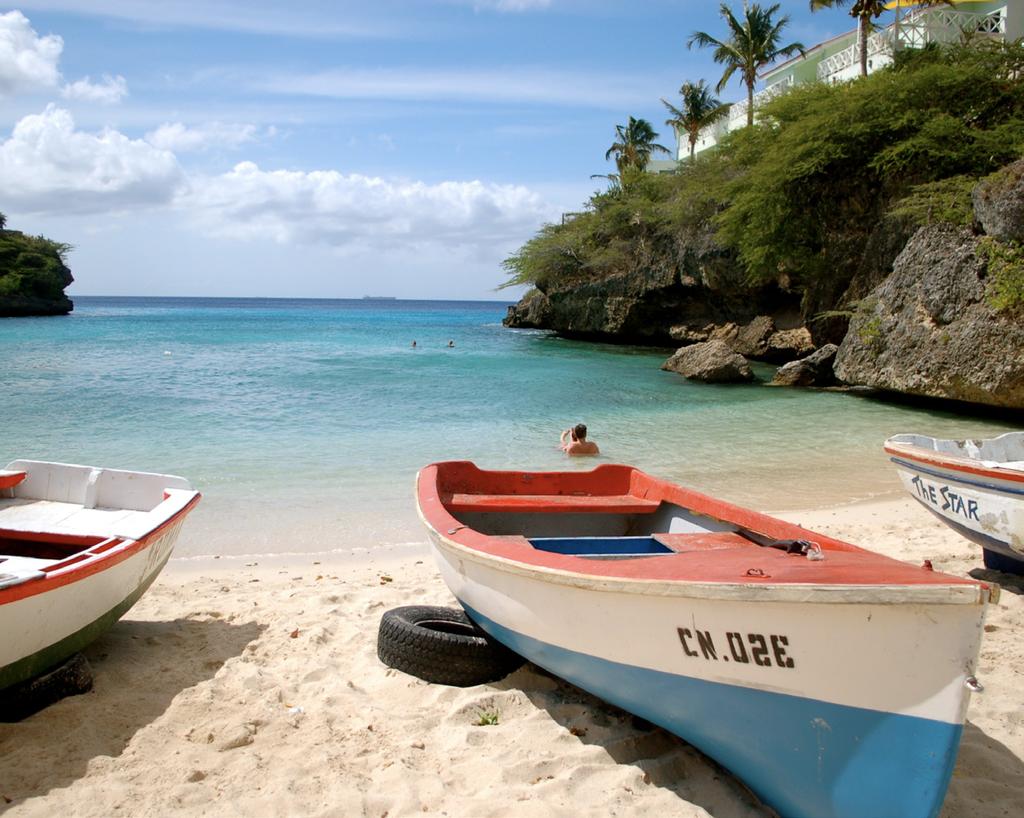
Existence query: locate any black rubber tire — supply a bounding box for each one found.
[378,605,525,687]
[0,653,94,722]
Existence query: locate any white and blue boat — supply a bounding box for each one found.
[885,432,1024,574]
[416,461,995,818]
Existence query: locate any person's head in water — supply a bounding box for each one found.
[560,423,598,456]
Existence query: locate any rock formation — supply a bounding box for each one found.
[772,344,839,387]
[503,226,802,347]
[504,267,800,347]
[661,340,754,383]
[972,159,1024,243]
[834,225,1024,408]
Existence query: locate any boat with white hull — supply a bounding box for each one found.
[0,460,200,692]
[416,461,994,818]
[885,432,1024,574]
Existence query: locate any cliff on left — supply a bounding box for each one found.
[0,215,74,317]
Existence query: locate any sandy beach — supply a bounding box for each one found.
[0,497,1021,818]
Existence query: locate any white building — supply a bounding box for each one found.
[675,0,1020,160]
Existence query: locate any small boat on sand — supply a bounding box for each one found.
[416,461,995,818]
[885,432,1024,574]
[0,460,200,692]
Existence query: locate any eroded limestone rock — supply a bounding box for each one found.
[661,340,754,383]
[772,344,839,387]
[973,159,1024,243]
[834,225,1024,408]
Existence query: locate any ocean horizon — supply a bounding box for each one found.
[2,295,1016,562]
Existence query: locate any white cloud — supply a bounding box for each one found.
[182,161,557,252]
[1,108,556,250]
[146,121,263,152]
[0,10,63,97]
[255,66,655,109]
[60,73,128,104]
[0,105,185,214]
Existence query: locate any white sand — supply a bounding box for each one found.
[0,498,1021,817]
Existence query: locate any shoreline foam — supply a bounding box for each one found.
[1,496,1021,817]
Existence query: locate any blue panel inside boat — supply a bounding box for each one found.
[528,536,673,556]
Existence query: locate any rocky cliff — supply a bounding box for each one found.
[835,224,1024,409]
[503,228,807,352]
[505,159,1024,410]
[504,270,803,348]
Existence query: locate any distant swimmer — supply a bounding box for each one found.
[447,340,455,348]
[411,340,417,348]
[560,423,599,456]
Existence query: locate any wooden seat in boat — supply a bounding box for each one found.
[446,493,660,515]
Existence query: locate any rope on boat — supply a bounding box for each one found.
[736,528,825,561]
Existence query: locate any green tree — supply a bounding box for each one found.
[809,0,952,78]
[688,3,804,127]
[662,80,731,160]
[604,117,670,184]
[0,212,6,230]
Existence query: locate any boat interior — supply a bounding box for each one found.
[0,531,127,589]
[889,432,1024,468]
[448,499,768,559]
[432,462,822,560]
[0,461,197,589]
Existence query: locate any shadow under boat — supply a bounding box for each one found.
[492,664,775,818]
[0,615,264,804]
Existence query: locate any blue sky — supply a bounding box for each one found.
[0,1,861,299]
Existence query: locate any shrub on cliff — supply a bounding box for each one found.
[888,176,977,229]
[716,41,1024,287]
[502,154,734,291]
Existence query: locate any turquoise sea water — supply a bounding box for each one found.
[1,296,1016,560]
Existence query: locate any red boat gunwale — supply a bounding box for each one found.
[418,462,986,590]
[0,471,27,491]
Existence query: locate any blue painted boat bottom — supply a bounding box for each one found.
[461,602,963,818]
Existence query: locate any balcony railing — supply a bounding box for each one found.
[726,75,794,130]
[688,5,1008,159]
[817,6,1006,82]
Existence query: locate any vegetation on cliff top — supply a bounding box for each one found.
[0,212,74,304]
[503,43,1024,315]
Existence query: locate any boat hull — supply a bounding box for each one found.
[0,513,188,692]
[426,529,984,818]
[887,450,1024,573]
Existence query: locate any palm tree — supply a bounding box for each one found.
[662,81,730,160]
[688,3,804,127]
[604,117,670,180]
[809,1,953,78]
